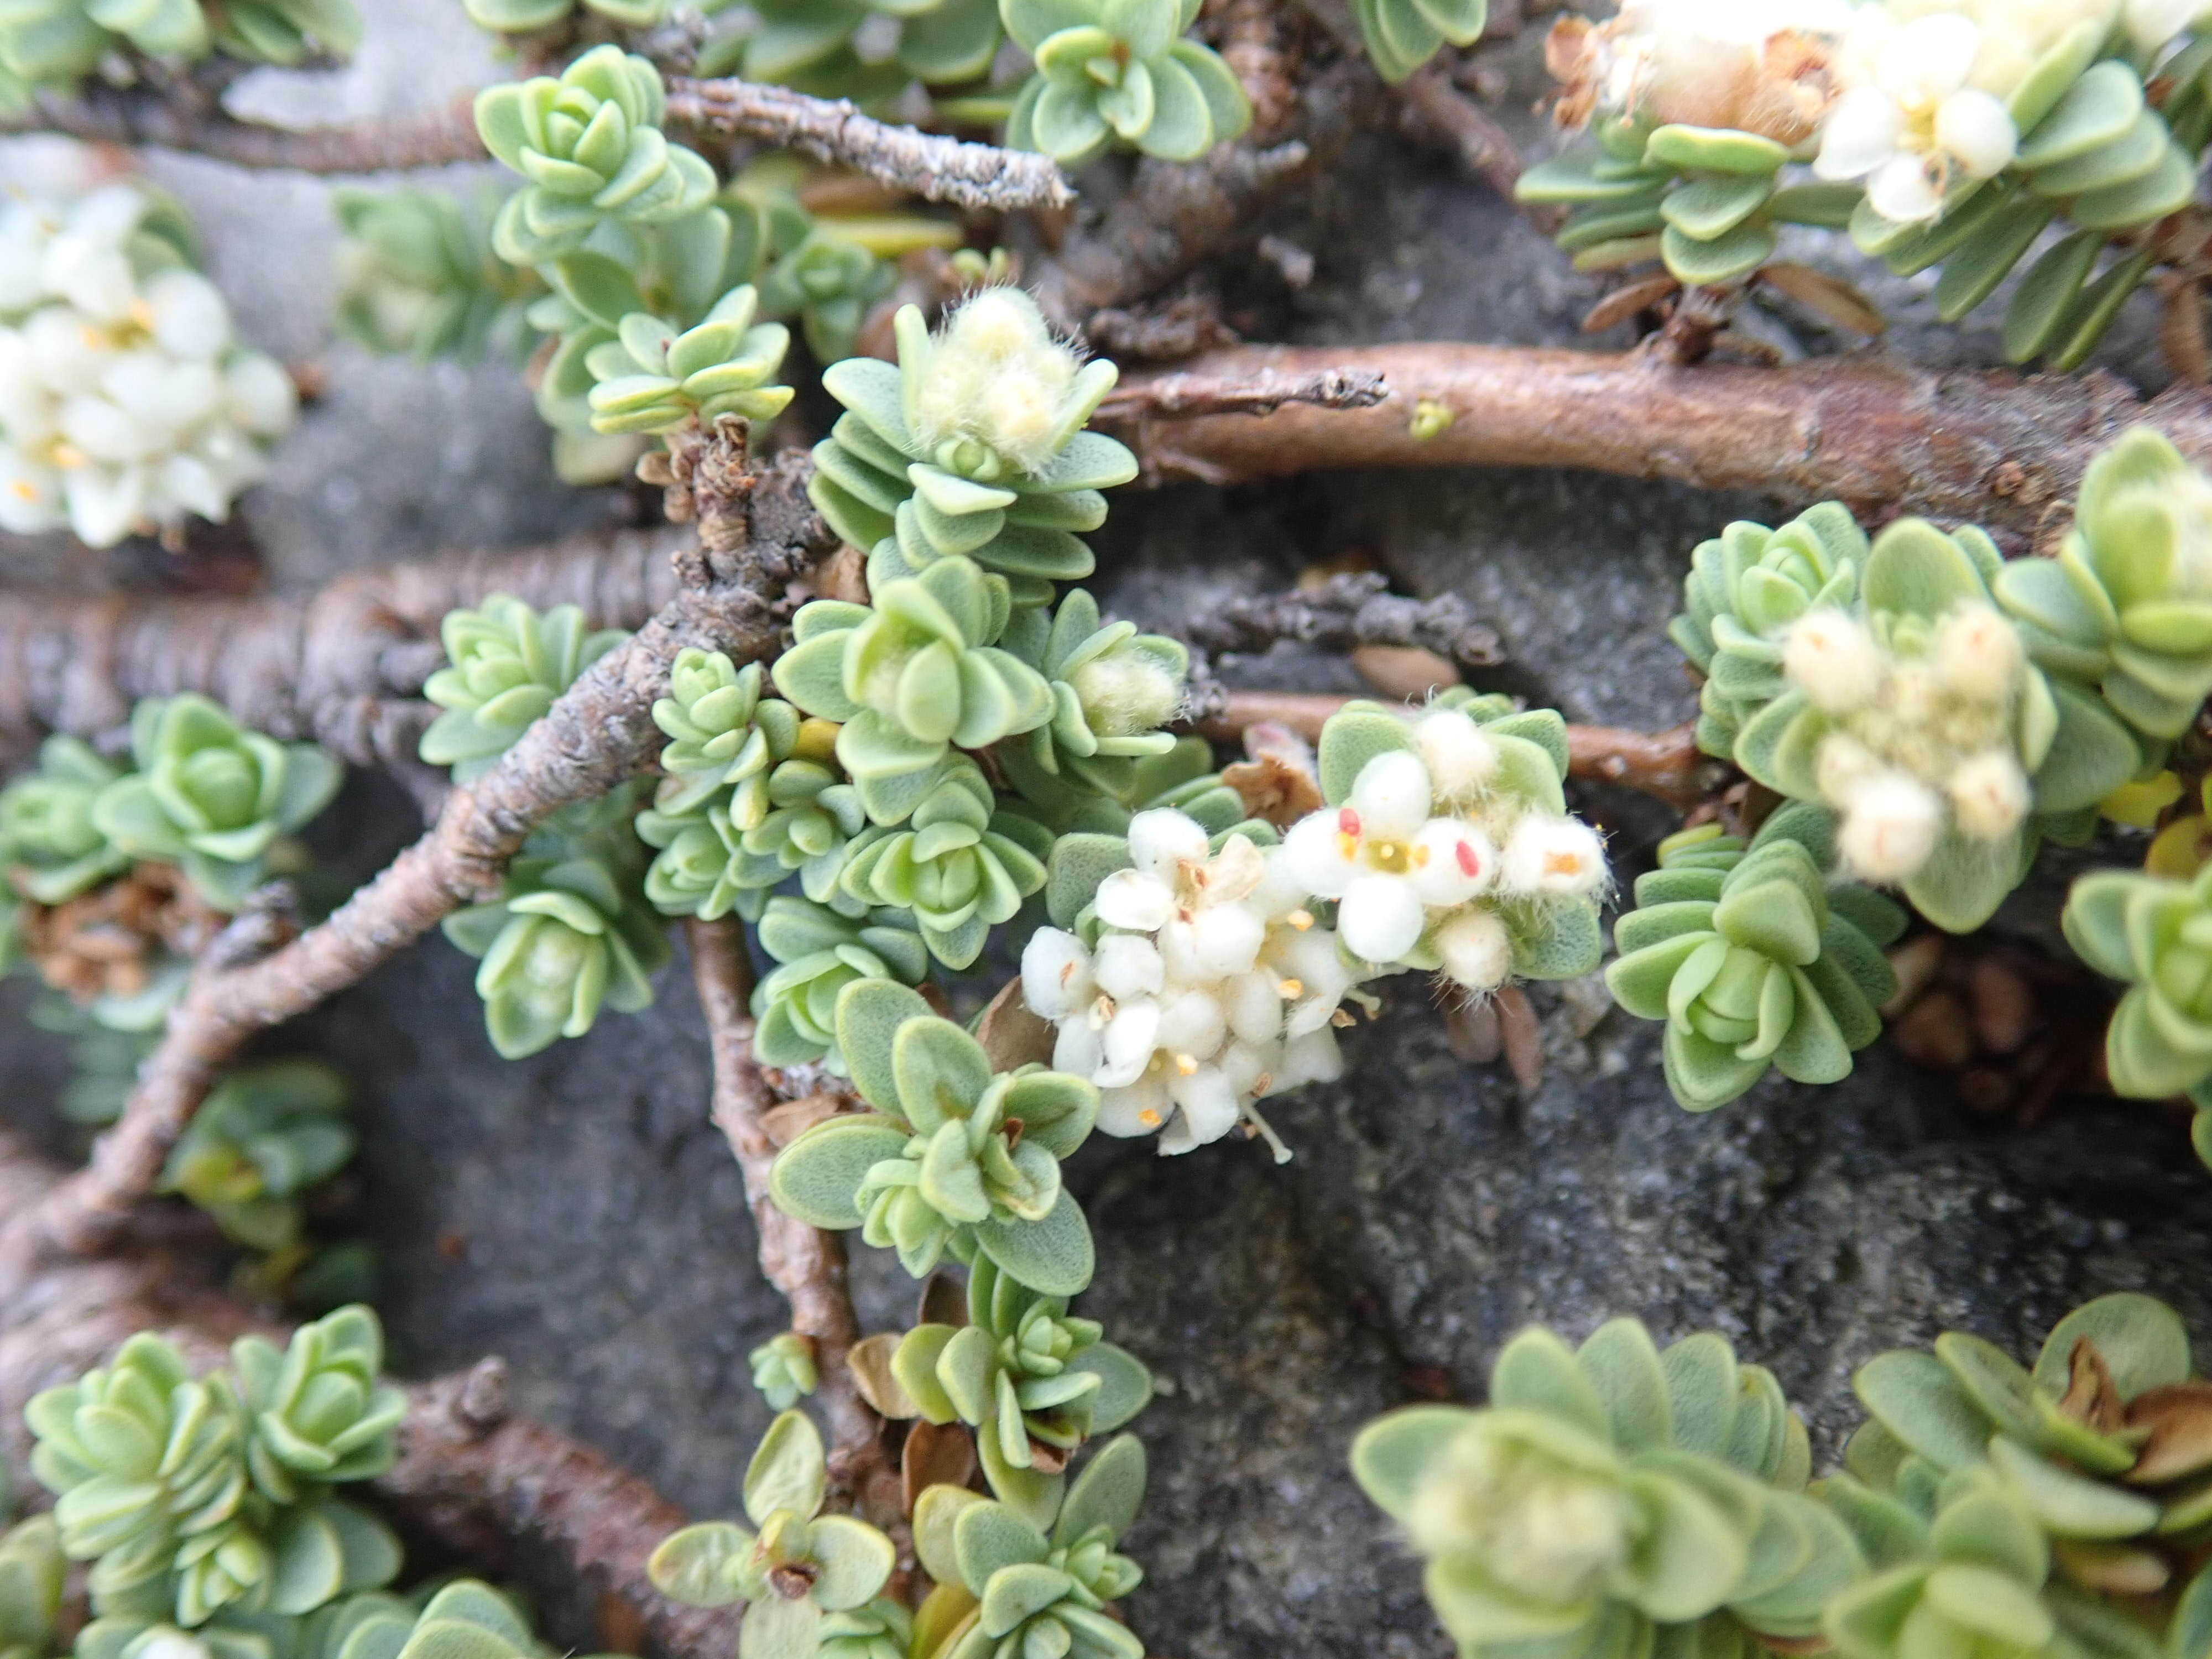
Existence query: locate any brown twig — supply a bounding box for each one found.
[0,456,835,1277]
[1,90,487,171]
[1100,342,2184,540]
[685,918,897,1527]
[0,524,685,770]
[0,1131,738,1658]
[662,79,1071,213]
[1098,364,1388,420]
[1566,721,1713,811]
[1196,693,1719,807]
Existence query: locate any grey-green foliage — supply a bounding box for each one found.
[0,734,131,904]
[1606,807,1906,1113]
[463,0,672,32]
[442,786,669,1060]
[0,0,358,93]
[473,46,718,266]
[1355,1293,2212,1659]
[697,0,1002,100]
[1517,117,1866,290]
[634,651,863,924]
[1350,0,1486,84]
[770,980,1100,1295]
[1825,1292,2212,1659]
[836,757,1051,969]
[748,1334,818,1412]
[1995,426,2212,746]
[771,556,1059,822]
[909,1436,1148,1659]
[418,593,630,783]
[1001,0,1250,165]
[0,1515,61,1659]
[804,289,1136,605]
[749,895,930,1073]
[90,695,343,912]
[158,1060,353,1252]
[1353,1317,1852,1659]
[1519,26,2209,367]
[1000,587,1188,797]
[887,1256,1150,1482]
[580,284,795,437]
[756,227,896,367]
[78,1575,581,1659]
[650,1412,896,1659]
[331,188,541,364]
[1669,503,1866,763]
[27,1308,403,1630]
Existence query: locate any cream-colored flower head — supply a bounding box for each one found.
[907,288,1117,478]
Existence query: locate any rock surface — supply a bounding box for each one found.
[5,9,2212,1659]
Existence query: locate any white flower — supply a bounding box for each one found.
[1837,769,1946,881]
[1815,12,2018,224]
[1282,751,1453,963]
[1021,927,1094,1019]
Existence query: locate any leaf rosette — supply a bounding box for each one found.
[1606,808,1906,1112]
[769,980,1100,1294]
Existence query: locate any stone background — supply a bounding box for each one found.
[6,7,2211,1657]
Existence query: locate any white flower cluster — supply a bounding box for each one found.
[1785,602,2034,883]
[0,183,297,548]
[1020,706,1609,1160]
[1022,812,1355,1159]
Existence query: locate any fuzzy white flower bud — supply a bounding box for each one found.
[1416,709,1501,801]
[1436,909,1515,990]
[1934,602,2025,704]
[1501,816,1608,898]
[1838,770,1945,881]
[1070,650,1183,737]
[1948,749,2031,840]
[1784,609,1882,714]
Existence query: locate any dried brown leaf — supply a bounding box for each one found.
[2063,1338,2129,1435]
[975,977,1057,1073]
[762,1093,848,1147]
[902,1420,979,1517]
[1759,262,1887,337]
[1582,273,1681,336]
[847,1332,918,1420]
[2053,1540,2170,1594]
[2125,1380,2212,1483]
[917,1270,968,1331]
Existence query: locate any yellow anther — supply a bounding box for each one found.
[1174,1053,1198,1077]
[50,443,85,469]
[1331,1008,1356,1028]
[1276,978,1303,999]
[1335,831,1360,860]
[1138,1108,1161,1127]
[1286,909,1313,931]
[7,480,35,502]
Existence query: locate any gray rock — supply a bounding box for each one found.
[4,12,2211,1659]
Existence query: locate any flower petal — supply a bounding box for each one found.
[1339,873,1426,964]
[1350,750,1432,841]
[1094,868,1176,932]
